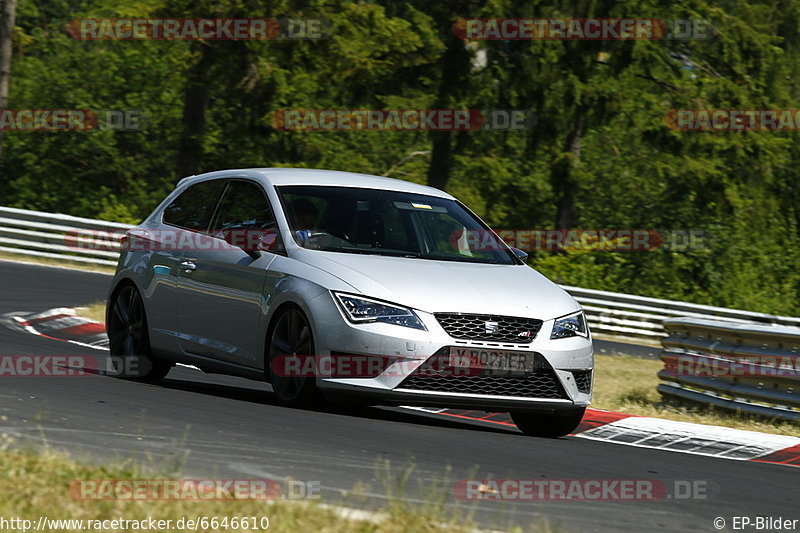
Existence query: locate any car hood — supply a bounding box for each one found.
[292,249,580,320]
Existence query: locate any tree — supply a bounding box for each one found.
[0,0,18,161]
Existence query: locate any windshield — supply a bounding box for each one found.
[276,185,517,265]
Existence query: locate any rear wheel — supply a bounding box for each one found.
[511,407,586,438]
[267,307,319,407]
[107,283,172,382]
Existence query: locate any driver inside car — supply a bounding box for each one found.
[290,198,320,242]
[291,198,319,229]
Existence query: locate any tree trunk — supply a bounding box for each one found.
[0,0,18,161]
[427,130,453,190]
[426,33,470,191]
[551,112,586,230]
[176,44,214,179]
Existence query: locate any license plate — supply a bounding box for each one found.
[448,347,535,374]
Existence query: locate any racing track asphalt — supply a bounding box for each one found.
[0,260,796,532]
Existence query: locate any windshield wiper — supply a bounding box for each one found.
[319,246,503,263]
[418,254,502,264]
[322,247,421,258]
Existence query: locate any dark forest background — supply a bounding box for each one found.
[1,0,798,314]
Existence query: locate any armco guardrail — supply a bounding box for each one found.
[564,286,800,340]
[658,318,800,422]
[0,206,132,267]
[1,205,799,342]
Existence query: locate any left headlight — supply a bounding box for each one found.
[551,310,589,339]
[333,292,427,331]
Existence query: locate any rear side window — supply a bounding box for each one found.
[162,180,226,231]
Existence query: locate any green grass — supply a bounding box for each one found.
[0,441,564,533]
[0,252,116,274]
[592,354,800,437]
[77,301,107,323]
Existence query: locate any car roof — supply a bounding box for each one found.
[180,168,454,200]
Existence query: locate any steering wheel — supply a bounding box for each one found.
[296,231,350,249]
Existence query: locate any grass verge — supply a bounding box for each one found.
[0,445,497,533]
[592,354,800,437]
[78,301,108,324]
[0,252,116,274]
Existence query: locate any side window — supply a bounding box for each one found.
[163,180,226,231]
[210,180,285,254]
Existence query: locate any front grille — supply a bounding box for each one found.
[572,370,592,393]
[435,313,542,344]
[397,351,568,399]
[399,373,567,398]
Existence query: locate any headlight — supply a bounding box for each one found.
[333,292,426,330]
[551,311,589,339]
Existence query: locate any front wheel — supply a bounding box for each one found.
[107,283,173,382]
[511,407,586,438]
[267,307,319,407]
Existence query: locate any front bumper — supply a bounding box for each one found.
[309,296,593,411]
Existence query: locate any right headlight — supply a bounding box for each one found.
[333,292,427,331]
[550,310,589,339]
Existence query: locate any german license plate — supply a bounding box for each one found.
[448,347,535,373]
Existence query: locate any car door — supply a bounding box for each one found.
[175,179,284,367]
[151,178,228,356]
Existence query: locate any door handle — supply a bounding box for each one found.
[180,260,196,272]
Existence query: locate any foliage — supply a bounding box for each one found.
[0,0,797,314]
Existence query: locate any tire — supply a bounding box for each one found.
[267,307,320,407]
[511,407,586,438]
[107,283,173,383]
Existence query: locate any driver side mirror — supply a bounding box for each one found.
[215,229,263,260]
[510,247,528,261]
[256,229,283,254]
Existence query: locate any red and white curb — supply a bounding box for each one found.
[1,307,109,350]
[4,307,800,469]
[400,406,800,469]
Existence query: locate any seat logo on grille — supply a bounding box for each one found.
[484,321,499,334]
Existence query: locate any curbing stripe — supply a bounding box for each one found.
[5,310,109,351]
[575,415,800,461]
[752,444,800,467]
[574,408,637,432]
[408,407,800,468]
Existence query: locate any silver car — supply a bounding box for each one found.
[107,168,593,437]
